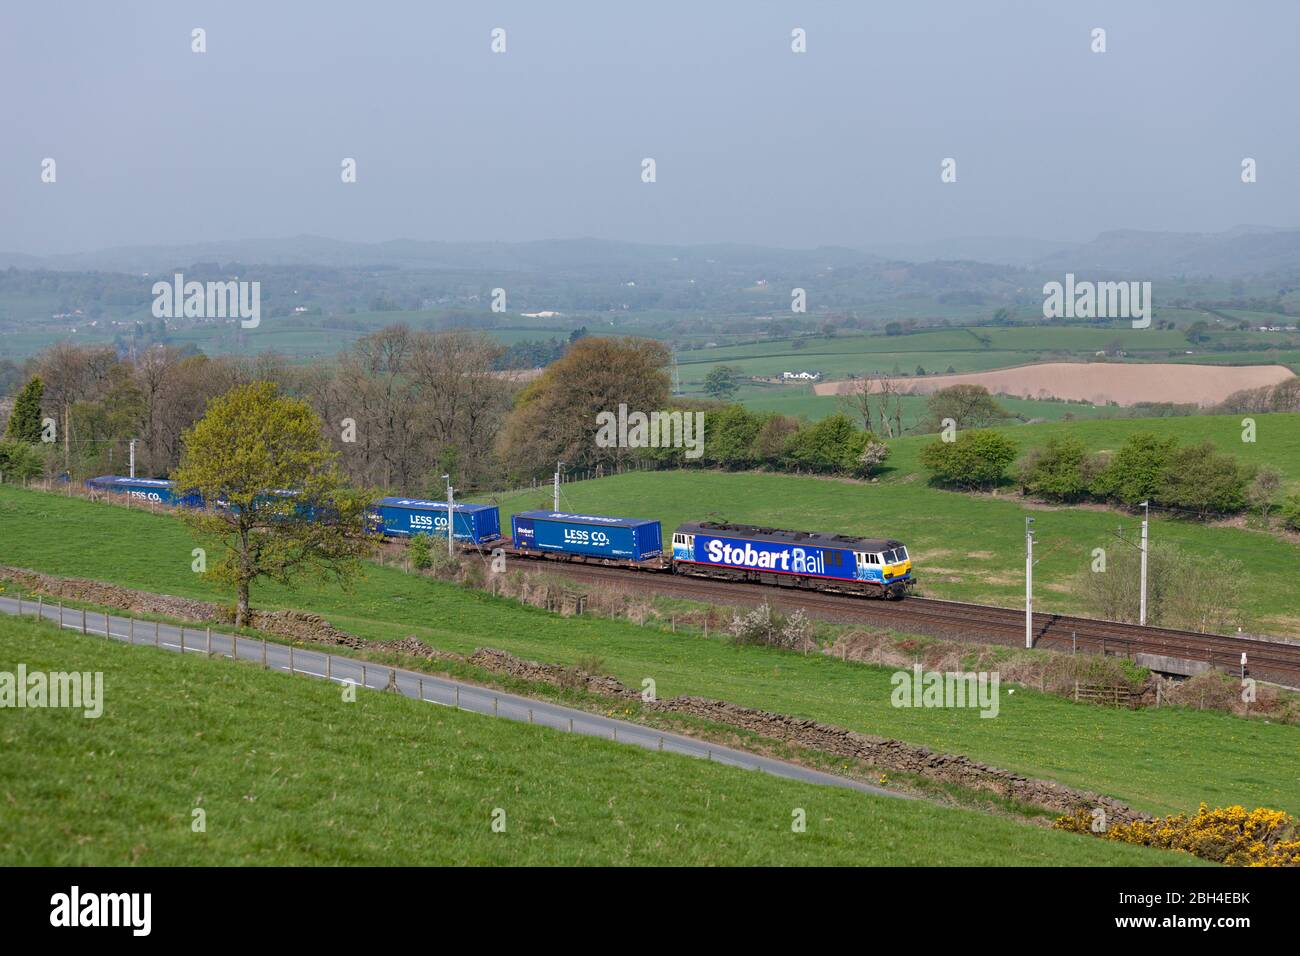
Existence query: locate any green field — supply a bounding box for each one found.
[1,483,1296,817]
[3,616,1194,866]
[675,323,1300,420]
[504,413,1300,630]
[731,382,1122,428]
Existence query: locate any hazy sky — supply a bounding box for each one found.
[3,0,1297,255]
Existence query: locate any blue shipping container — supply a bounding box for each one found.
[83,476,203,507]
[372,498,501,543]
[511,510,662,561]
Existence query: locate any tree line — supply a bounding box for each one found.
[919,427,1300,529]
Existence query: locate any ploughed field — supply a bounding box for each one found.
[814,362,1296,407]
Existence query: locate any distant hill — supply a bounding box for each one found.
[2,236,882,277]
[5,226,1297,280]
[1030,226,1300,279]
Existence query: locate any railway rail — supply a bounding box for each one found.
[495,554,1300,686]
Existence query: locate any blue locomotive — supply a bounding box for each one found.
[671,521,913,599]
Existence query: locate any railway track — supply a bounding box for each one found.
[500,555,1300,686]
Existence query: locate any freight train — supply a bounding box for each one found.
[83,476,913,599]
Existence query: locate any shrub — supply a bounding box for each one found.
[919,430,1019,491]
[727,602,812,651]
[1082,541,1248,633]
[408,533,433,570]
[1157,441,1253,518]
[857,439,890,477]
[703,404,762,468]
[1282,492,1300,532]
[0,440,46,481]
[1017,436,1093,502]
[783,413,869,475]
[1090,432,1177,505]
[1054,803,1300,867]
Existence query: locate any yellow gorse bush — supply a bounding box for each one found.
[1054,803,1300,867]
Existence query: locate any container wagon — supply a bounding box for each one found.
[371,497,501,544]
[510,510,664,566]
[83,476,203,508]
[671,521,913,598]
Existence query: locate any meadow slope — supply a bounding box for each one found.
[0,615,1191,866]
[0,484,1296,817]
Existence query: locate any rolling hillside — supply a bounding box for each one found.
[0,614,1190,866]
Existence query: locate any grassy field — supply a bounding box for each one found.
[1,484,1296,817]
[0,614,1192,866]
[730,381,1122,427]
[500,414,1300,631]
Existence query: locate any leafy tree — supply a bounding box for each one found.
[1183,321,1210,344]
[1083,541,1247,633]
[0,440,45,480]
[919,430,1019,491]
[1090,432,1177,505]
[1017,436,1095,502]
[173,382,378,626]
[496,336,670,479]
[703,365,742,400]
[924,385,1010,431]
[857,439,890,477]
[1281,492,1300,532]
[783,413,868,474]
[751,412,801,464]
[1158,442,1253,518]
[1246,466,1282,522]
[703,404,761,468]
[5,376,45,444]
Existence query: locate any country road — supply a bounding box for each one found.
[0,595,902,801]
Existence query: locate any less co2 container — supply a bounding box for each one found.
[510,510,662,561]
[372,498,501,543]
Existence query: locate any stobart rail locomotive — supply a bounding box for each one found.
[84,477,915,600]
